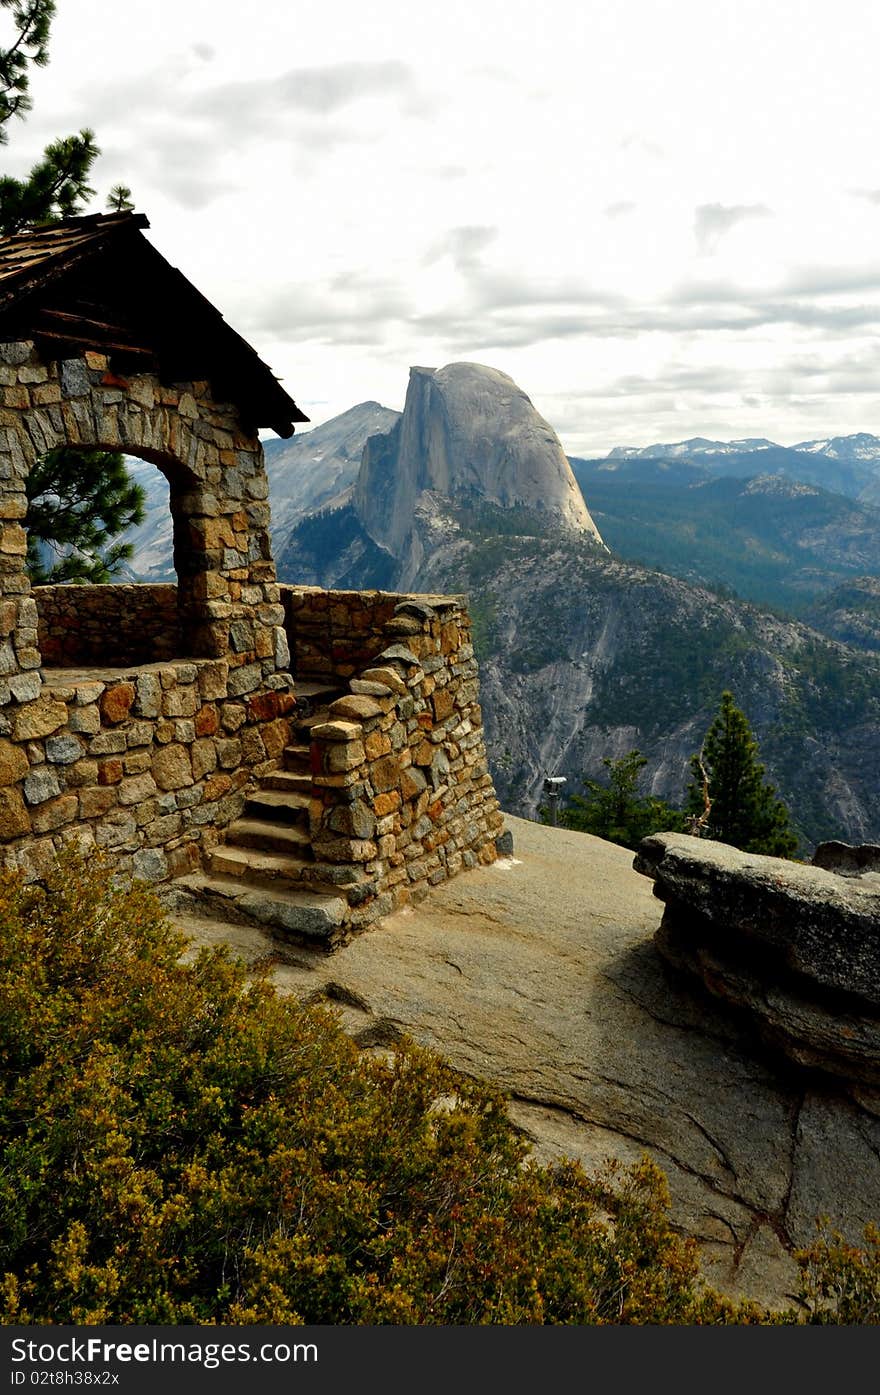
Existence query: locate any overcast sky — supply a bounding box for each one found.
[6,0,880,455]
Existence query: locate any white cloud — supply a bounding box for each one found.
[5,0,880,454]
[693,203,773,256]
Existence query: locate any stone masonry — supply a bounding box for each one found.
[36,583,181,666]
[0,340,294,883]
[278,586,505,929]
[0,339,506,927]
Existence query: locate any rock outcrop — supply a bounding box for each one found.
[263,401,400,546]
[353,363,602,578]
[634,832,880,1085]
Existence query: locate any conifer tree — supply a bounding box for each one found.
[686,691,798,857]
[0,1,99,233]
[557,749,684,850]
[2,4,142,582]
[25,446,144,583]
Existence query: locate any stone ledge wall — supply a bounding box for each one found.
[280,585,506,928]
[0,655,294,885]
[282,586,401,679]
[35,584,182,666]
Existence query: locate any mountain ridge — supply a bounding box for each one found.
[271,374,880,849]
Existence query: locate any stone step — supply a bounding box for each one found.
[169,871,347,949]
[283,743,312,772]
[225,817,312,856]
[294,680,344,705]
[209,843,318,888]
[262,768,312,795]
[244,788,311,824]
[292,709,331,736]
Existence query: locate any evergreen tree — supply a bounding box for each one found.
[106,182,133,213]
[0,0,53,131]
[25,446,145,583]
[0,1,99,233]
[686,691,798,857]
[2,5,142,583]
[557,749,684,850]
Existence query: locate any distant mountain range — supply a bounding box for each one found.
[606,430,880,465]
[116,388,880,847]
[600,432,880,504]
[570,457,880,616]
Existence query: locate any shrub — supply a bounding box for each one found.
[795,1222,880,1324]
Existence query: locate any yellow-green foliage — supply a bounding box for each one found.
[795,1223,880,1324]
[0,853,875,1325]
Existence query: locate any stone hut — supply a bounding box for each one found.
[0,212,504,943]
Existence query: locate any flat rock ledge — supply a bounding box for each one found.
[634,833,880,1085]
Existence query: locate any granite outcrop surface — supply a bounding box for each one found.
[178,814,880,1310]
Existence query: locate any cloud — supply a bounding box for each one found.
[192,61,416,121]
[38,58,422,215]
[693,202,772,254]
[424,225,499,272]
[851,187,880,205]
[237,273,413,347]
[605,200,636,218]
[781,262,880,297]
[618,133,663,158]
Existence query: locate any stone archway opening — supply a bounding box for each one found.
[28,442,204,673]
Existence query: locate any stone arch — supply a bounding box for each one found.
[0,341,288,676]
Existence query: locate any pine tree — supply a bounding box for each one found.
[558,749,684,850]
[106,183,133,213]
[0,0,53,131]
[686,691,798,857]
[25,446,145,584]
[0,1,100,233]
[2,5,142,582]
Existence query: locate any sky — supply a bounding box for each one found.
[5,0,880,456]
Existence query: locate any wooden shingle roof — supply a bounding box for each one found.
[0,211,308,437]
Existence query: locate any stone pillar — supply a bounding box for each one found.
[0,342,41,695]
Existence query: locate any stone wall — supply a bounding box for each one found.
[0,655,294,885]
[35,584,182,666]
[282,586,400,679]
[0,338,505,903]
[0,340,288,671]
[280,586,506,927]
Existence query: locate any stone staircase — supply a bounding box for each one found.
[165,680,353,950]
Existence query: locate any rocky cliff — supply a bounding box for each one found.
[263,401,400,546]
[353,363,602,584]
[419,534,880,850]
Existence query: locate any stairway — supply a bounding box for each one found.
[169,680,353,950]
